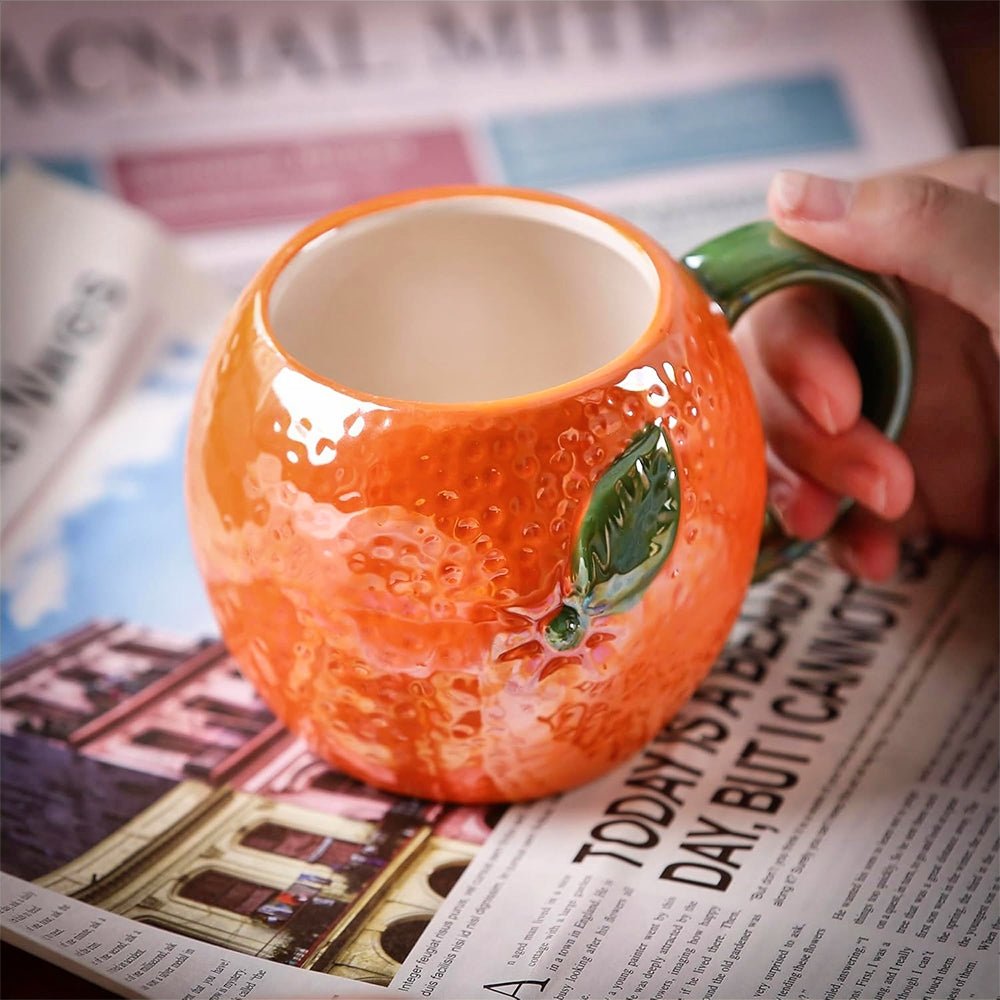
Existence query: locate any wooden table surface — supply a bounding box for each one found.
[2,3,996,998]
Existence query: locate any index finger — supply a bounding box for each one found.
[769,169,1000,335]
[911,147,999,202]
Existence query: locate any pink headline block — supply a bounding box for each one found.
[113,127,479,231]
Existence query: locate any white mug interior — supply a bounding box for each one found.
[268,195,660,404]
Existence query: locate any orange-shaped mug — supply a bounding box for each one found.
[186,187,912,802]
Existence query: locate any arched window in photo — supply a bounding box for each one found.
[179,869,274,916]
[428,861,468,899]
[381,916,431,964]
[240,821,362,868]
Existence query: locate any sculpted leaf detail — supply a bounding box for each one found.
[545,422,681,651]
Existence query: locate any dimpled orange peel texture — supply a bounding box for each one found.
[185,187,767,803]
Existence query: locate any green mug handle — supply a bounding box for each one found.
[544,220,914,651]
[681,221,914,581]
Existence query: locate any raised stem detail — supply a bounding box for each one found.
[545,604,588,652]
[543,422,681,651]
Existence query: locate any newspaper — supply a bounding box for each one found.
[2,2,996,998]
[3,545,997,999]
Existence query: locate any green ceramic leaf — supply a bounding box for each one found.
[545,423,681,651]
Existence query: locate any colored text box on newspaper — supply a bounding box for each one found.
[490,72,857,188]
[113,126,478,231]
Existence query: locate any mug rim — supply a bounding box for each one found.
[254,185,675,413]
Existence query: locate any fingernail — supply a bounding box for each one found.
[769,480,794,530]
[846,463,888,515]
[771,170,853,221]
[869,474,888,517]
[795,381,839,435]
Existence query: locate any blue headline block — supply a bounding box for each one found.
[1,155,101,189]
[490,73,857,188]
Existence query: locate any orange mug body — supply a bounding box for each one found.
[185,187,766,802]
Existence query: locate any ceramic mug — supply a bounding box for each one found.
[186,186,911,802]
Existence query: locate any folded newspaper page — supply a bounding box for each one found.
[2,2,995,998]
[2,877,390,999]
[0,163,228,539]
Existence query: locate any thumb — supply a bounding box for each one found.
[768,169,1000,335]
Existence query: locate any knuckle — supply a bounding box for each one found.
[895,174,952,227]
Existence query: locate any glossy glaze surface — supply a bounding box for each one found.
[186,188,767,802]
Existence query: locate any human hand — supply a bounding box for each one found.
[734,147,999,581]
